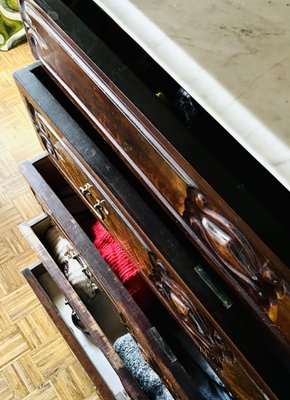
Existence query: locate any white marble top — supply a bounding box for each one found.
[94,0,290,191]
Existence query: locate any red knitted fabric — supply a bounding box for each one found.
[88,221,154,312]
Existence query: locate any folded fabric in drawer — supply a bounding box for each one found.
[45,225,98,301]
[114,334,174,400]
[114,334,231,400]
[88,221,155,313]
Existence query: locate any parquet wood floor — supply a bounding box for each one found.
[0,44,100,400]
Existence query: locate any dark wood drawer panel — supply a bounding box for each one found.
[15,70,285,399]
[19,0,290,350]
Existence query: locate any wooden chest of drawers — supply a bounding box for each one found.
[14,0,290,399]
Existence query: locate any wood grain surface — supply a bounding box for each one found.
[0,43,100,400]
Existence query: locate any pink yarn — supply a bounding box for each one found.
[87,221,154,312]
[90,222,139,283]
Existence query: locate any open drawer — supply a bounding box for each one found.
[20,217,157,400]
[23,261,130,400]
[18,167,207,400]
[18,149,289,400]
[17,0,290,352]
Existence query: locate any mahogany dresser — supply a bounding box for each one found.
[14,0,290,399]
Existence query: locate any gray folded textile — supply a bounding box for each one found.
[113,333,174,400]
[114,332,232,400]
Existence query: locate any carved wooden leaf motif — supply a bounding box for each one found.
[30,107,62,160]
[148,252,234,369]
[21,1,48,56]
[183,187,286,308]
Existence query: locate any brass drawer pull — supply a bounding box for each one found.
[79,183,109,220]
[194,265,233,309]
[93,199,109,221]
[79,183,92,196]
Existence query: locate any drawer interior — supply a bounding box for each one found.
[31,216,128,344]
[27,155,290,399]
[33,0,290,267]
[28,262,125,398]
[27,214,183,399]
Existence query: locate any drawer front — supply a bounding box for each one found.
[18,105,277,399]
[20,1,186,212]
[19,0,290,349]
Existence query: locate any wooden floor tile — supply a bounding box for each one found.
[22,382,59,400]
[1,226,32,259]
[0,173,30,201]
[1,354,44,398]
[51,361,97,400]
[0,190,8,208]
[0,150,19,179]
[0,326,30,369]
[0,260,27,296]
[13,190,42,221]
[0,374,14,400]
[17,305,59,349]
[0,304,13,333]
[30,336,75,380]
[84,394,102,400]
[1,364,30,399]
[1,284,41,321]
[0,204,23,235]
[0,237,13,265]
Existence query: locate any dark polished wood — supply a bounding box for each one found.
[18,0,290,352]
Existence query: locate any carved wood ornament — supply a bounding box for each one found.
[25,100,56,155]
[148,252,278,399]
[183,187,287,315]
[148,251,234,370]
